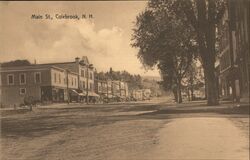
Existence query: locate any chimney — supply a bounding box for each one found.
[75,57,80,64]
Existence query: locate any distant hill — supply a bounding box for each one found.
[142,76,162,81]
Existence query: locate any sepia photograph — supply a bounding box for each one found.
[0,0,249,160]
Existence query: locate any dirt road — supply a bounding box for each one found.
[1,99,249,160]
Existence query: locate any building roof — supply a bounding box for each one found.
[0,56,93,73]
[32,61,75,66]
[0,64,52,72]
[0,63,78,75]
[81,56,89,65]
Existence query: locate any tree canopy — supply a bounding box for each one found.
[95,69,143,90]
[1,59,31,67]
[131,0,198,103]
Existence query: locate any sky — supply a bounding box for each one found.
[0,1,160,77]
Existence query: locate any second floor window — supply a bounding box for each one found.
[7,74,14,85]
[59,74,61,84]
[20,73,26,85]
[81,69,85,77]
[54,73,57,83]
[89,72,93,80]
[35,72,41,83]
[82,81,85,89]
[89,83,92,91]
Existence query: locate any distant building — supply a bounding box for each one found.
[218,0,249,103]
[95,80,108,98]
[112,81,129,98]
[131,90,143,101]
[142,89,151,100]
[43,57,96,99]
[131,89,151,101]
[94,80,129,101]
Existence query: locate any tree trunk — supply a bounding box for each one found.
[204,66,219,105]
[177,86,182,103]
[172,87,178,103]
[190,86,194,101]
[177,79,182,103]
[190,74,194,101]
[195,0,218,105]
[187,88,191,101]
[204,73,207,99]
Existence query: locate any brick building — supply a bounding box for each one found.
[218,0,249,103]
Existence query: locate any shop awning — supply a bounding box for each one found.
[79,90,86,96]
[88,92,100,97]
[70,89,79,95]
[107,94,115,98]
[70,89,86,96]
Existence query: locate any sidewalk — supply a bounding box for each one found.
[168,100,249,114]
[142,117,249,160]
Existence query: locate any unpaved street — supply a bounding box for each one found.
[1,99,249,160]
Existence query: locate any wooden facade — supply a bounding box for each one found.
[0,57,97,107]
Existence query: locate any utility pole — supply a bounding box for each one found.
[86,66,89,104]
[111,81,114,100]
[106,80,109,103]
[66,69,69,104]
[119,81,122,97]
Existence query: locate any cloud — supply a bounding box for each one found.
[0,1,160,77]
[1,15,137,72]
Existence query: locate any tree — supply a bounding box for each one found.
[171,0,225,105]
[95,69,143,90]
[182,60,205,101]
[131,1,197,103]
[132,0,225,105]
[1,59,31,67]
[158,54,193,103]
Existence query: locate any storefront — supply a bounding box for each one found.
[219,66,240,102]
